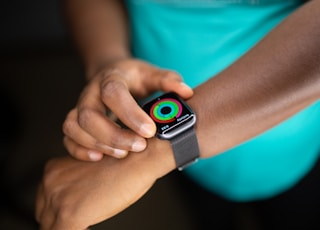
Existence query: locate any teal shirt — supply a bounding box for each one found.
[125,0,320,201]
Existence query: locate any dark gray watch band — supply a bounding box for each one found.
[171,127,200,171]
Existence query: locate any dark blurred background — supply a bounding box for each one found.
[0,0,196,229]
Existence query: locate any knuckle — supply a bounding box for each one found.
[95,129,126,150]
[41,165,61,199]
[62,118,75,136]
[77,108,95,129]
[108,130,128,148]
[41,167,79,226]
[62,109,77,135]
[55,200,75,224]
[110,135,122,147]
[101,80,125,100]
[39,159,81,228]
[51,193,78,228]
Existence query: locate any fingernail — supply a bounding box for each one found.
[180,82,191,89]
[132,139,147,152]
[88,151,103,161]
[140,123,155,137]
[113,149,128,158]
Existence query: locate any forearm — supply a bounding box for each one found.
[65,0,130,79]
[189,0,320,158]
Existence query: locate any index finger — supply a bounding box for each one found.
[100,74,156,138]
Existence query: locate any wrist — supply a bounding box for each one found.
[85,54,131,80]
[139,137,176,180]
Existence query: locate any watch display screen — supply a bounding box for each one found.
[142,92,196,139]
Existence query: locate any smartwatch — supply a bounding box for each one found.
[142,92,200,170]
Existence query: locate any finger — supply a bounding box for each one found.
[63,110,127,159]
[63,108,146,159]
[63,136,105,161]
[78,79,150,151]
[146,69,193,99]
[63,109,105,157]
[100,74,157,138]
[77,106,149,153]
[63,136,137,160]
[156,70,194,99]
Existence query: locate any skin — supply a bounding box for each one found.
[36,139,175,230]
[62,59,193,160]
[61,0,193,160]
[36,0,320,229]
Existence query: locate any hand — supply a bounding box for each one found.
[63,59,193,161]
[35,138,175,230]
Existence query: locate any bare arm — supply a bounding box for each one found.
[191,0,320,157]
[65,0,130,78]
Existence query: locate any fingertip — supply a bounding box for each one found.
[179,82,192,91]
[160,72,193,99]
[179,82,194,98]
[88,150,104,161]
[64,136,103,162]
[139,123,156,138]
[132,138,147,152]
[113,149,129,158]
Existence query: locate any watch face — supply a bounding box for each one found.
[142,92,196,139]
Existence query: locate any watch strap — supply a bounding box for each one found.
[171,127,200,171]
